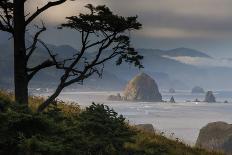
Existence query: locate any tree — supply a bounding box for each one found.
[0,1,143,111]
[0,0,68,105]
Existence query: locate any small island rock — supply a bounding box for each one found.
[191,86,205,94]
[107,93,122,101]
[170,96,175,103]
[204,91,216,103]
[135,124,155,133]
[169,88,176,93]
[194,98,200,102]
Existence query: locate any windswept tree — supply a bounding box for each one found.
[0,1,143,111]
[37,4,143,111]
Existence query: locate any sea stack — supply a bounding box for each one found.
[204,91,216,103]
[107,93,122,101]
[170,96,175,103]
[169,88,176,93]
[191,86,205,94]
[123,73,162,102]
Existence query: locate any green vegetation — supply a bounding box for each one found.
[125,131,223,155]
[0,91,224,155]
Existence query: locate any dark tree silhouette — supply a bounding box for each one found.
[0,0,68,105]
[0,1,143,111]
[38,4,143,112]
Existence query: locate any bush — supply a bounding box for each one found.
[0,100,135,155]
[75,103,135,154]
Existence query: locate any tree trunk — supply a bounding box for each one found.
[37,85,63,112]
[13,0,28,104]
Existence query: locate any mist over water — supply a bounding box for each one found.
[38,90,232,145]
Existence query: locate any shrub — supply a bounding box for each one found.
[0,100,135,155]
[75,103,135,154]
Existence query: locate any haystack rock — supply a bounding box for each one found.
[191,86,205,94]
[123,73,162,102]
[204,91,216,103]
[196,122,232,154]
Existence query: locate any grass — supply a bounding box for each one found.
[0,90,81,114]
[126,129,224,155]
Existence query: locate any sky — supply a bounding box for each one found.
[24,0,232,57]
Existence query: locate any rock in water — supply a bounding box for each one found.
[135,124,155,133]
[194,98,200,102]
[169,88,176,93]
[204,91,216,103]
[107,93,122,101]
[191,86,205,94]
[196,122,232,154]
[170,96,175,103]
[123,73,162,102]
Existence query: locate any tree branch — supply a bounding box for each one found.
[25,0,67,25]
[0,21,11,32]
[26,25,46,61]
[27,60,55,81]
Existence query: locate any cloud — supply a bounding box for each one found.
[163,56,232,68]
[31,0,232,38]
[23,0,232,57]
[137,27,228,39]
[25,0,104,24]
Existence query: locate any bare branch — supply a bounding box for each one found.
[0,21,10,32]
[25,0,67,25]
[27,60,55,81]
[26,24,46,61]
[35,40,82,76]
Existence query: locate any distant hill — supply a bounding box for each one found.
[0,42,126,90]
[102,48,232,90]
[1,41,232,90]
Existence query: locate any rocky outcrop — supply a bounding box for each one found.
[169,88,176,93]
[123,73,162,102]
[194,98,200,102]
[204,91,216,103]
[191,86,205,94]
[170,96,175,103]
[135,124,155,133]
[107,93,122,101]
[196,122,232,154]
